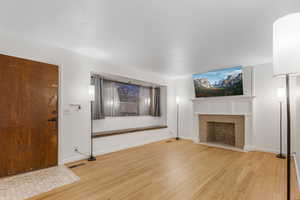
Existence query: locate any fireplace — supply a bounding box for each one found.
[207,122,235,146]
[199,115,245,149]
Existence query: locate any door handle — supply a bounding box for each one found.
[48,117,57,122]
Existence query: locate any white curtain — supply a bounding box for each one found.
[139,86,151,115]
[91,74,105,120]
[150,87,161,117]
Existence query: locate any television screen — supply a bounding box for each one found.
[116,82,140,116]
[193,66,243,97]
[116,83,139,102]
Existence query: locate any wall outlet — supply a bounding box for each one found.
[64,109,71,115]
[74,146,79,152]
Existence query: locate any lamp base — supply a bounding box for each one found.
[276,154,286,159]
[88,156,96,161]
[176,137,180,140]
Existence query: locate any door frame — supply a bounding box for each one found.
[57,64,63,165]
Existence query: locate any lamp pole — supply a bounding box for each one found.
[276,93,285,159]
[286,74,291,200]
[176,101,179,140]
[88,85,96,161]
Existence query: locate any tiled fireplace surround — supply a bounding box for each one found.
[191,96,254,151]
[199,115,245,149]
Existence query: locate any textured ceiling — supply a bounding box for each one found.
[0,0,300,76]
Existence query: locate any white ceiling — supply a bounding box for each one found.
[0,0,300,76]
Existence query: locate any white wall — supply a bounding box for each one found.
[252,63,284,152]
[0,32,176,164]
[253,64,297,153]
[173,63,297,153]
[173,76,194,140]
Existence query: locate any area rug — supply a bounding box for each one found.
[0,165,80,200]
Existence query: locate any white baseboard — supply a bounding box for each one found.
[243,145,253,152]
[177,136,195,140]
[248,146,279,154]
[293,153,300,191]
[60,154,88,164]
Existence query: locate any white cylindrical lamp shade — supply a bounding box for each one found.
[277,87,286,101]
[89,85,95,101]
[273,13,300,75]
[176,96,180,104]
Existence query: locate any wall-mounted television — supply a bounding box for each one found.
[193,66,243,97]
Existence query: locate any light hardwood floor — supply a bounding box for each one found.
[29,139,300,200]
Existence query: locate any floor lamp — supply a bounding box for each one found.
[276,88,286,159]
[88,85,96,161]
[273,13,300,200]
[176,96,180,140]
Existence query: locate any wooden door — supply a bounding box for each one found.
[0,54,58,177]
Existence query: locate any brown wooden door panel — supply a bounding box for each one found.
[0,54,58,177]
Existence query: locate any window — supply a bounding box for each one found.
[103,80,152,117]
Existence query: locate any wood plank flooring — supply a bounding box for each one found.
[29,139,300,200]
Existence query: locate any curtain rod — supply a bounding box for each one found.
[91,73,160,89]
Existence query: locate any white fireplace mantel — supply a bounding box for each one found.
[191,95,255,101]
[191,95,255,151]
[191,95,255,116]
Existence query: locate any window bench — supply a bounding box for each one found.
[92,125,168,138]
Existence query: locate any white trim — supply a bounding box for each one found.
[61,154,87,164]
[293,153,300,191]
[249,146,279,154]
[191,95,255,101]
[243,145,254,152]
[57,64,63,165]
[251,65,255,96]
[177,136,194,140]
[194,112,252,116]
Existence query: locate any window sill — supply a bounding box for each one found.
[101,115,161,119]
[92,125,168,138]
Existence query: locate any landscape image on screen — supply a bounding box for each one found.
[116,83,140,116]
[193,66,243,97]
